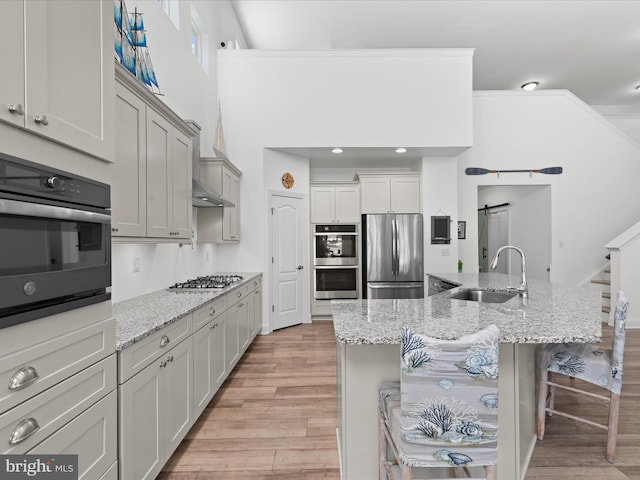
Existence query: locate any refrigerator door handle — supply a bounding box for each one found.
[392,217,398,277]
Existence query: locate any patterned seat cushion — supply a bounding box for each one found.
[380,325,500,468]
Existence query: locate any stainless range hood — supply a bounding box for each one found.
[186,120,235,208]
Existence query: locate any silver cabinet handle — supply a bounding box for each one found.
[8,104,24,115]
[33,115,48,126]
[297,265,304,270]
[237,292,242,298]
[9,418,40,445]
[8,366,39,391]
[210,322,218,329]
[166,356,174,362]
[209,307,215,316]
[159,335,170,347]
[159,361,167,368]
[111,227,119,233]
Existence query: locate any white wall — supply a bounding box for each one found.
[111,0,246,302]
[458,90,640,286]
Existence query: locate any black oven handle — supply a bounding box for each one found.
[0,198,111,224]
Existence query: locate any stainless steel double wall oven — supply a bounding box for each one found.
[313,224,359,300]
[0,153,111,328]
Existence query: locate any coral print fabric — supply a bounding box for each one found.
[379,324,499,468]
[541,290,628,395]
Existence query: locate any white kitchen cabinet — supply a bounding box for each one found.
[118,337,193,480]
[29,390,117,480]
[248,279,263,337]
[113,63,196,242]
[112,82,147,237]
[310,183,360,223]
[197,158,242,243]
[356,173,422,214]
[192,305,227,418]
[0,0,114,161]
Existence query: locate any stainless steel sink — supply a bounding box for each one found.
[450,288,516,303]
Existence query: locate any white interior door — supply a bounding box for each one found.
[270,193,305,331]
[488,208,510,274]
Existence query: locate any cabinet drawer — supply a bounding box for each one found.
[30,390,117,480]
[192,296,227,331]
[0,354,116,454]
[0,316,115,415]
[228,284,249,306]
[118,315,191,383]
[247,275,262,292]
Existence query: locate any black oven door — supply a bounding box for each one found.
[314,266,358,300]
[0,197,111,327]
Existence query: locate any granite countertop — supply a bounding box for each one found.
[332,272,603,345]
[113,272,262,351]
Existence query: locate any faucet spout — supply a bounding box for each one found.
[489,245,528,298]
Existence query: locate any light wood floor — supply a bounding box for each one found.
[158,321,640,480]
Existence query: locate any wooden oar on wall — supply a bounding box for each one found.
[465,166,563,175]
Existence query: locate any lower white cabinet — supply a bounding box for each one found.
[30,390,117,480]
[118,337,193,480]
[192,309,227,418]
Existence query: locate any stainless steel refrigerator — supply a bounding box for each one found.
[362,213,424,299]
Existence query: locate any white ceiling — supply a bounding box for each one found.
[230,0,640,166]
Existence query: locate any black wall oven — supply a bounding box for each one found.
[314,266,358,300]
[0,153,111,328]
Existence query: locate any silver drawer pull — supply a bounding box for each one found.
[9,418,40,445]
[166,356,174,362]
[33,115,48,126]
[209,307,215,316]
[159,335,170,347]
[210,323,218,329]
[237,292,242,298]
[8,366,39,391]
[8,104,24,115]
[159,361,167,368]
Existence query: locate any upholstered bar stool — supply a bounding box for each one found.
[537,290,628,462]
[379,325,500,480]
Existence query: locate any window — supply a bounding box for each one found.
[190,5,209,72]
[156,0,179,28]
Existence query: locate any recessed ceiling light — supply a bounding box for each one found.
[331,148,343,154]
[395,147,407,154]
[521,81,539,91]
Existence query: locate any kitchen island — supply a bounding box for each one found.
[332,272,602,480]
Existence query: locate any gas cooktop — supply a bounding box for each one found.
[169,274,243,291]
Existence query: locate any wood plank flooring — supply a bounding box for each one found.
[158,321,640,480]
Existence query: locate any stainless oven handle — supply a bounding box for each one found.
[0,198,111,224]
[313,232,358,236]
[313,265,358,269]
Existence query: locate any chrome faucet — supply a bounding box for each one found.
[489,245,528,299]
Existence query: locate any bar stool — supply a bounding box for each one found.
[379,325,500,480]
[537,290,628,462]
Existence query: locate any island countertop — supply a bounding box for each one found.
[332,272,603,345]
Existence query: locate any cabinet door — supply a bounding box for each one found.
[390,176,421,213]
[223,168,240,241]
[192,316,225,418]
[24,0,113,160]
[119,362,162,480]
[112,84,147,237]
[310,186,336,223]
[146,109,172,238]
[239,298,251,352]
[163,338,193,458]
[251,288,262,337]
[225,305,240,370]
[0,1,25,128]
[360,178,391,214]
[335,186,360,222]
[171,129,192,239]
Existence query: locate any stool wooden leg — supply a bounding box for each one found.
[607,392,621,463]
[378,411,387,480]
[537,366,549,440]
[484,464,497,480]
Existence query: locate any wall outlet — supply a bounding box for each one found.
[133,257,141,273]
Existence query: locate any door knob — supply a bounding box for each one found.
[297,265,304,270]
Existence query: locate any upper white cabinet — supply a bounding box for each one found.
[112,64,196,241]
[197,158,242,243]
[356,173,422,214]
[310,183,360,223]
[0,0,114,161]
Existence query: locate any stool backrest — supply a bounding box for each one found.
[611,290,629,394]
[400,324,499,467]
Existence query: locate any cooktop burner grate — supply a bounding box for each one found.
[169,274,243,291]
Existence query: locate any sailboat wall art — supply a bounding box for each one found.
[114,0,161,94]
